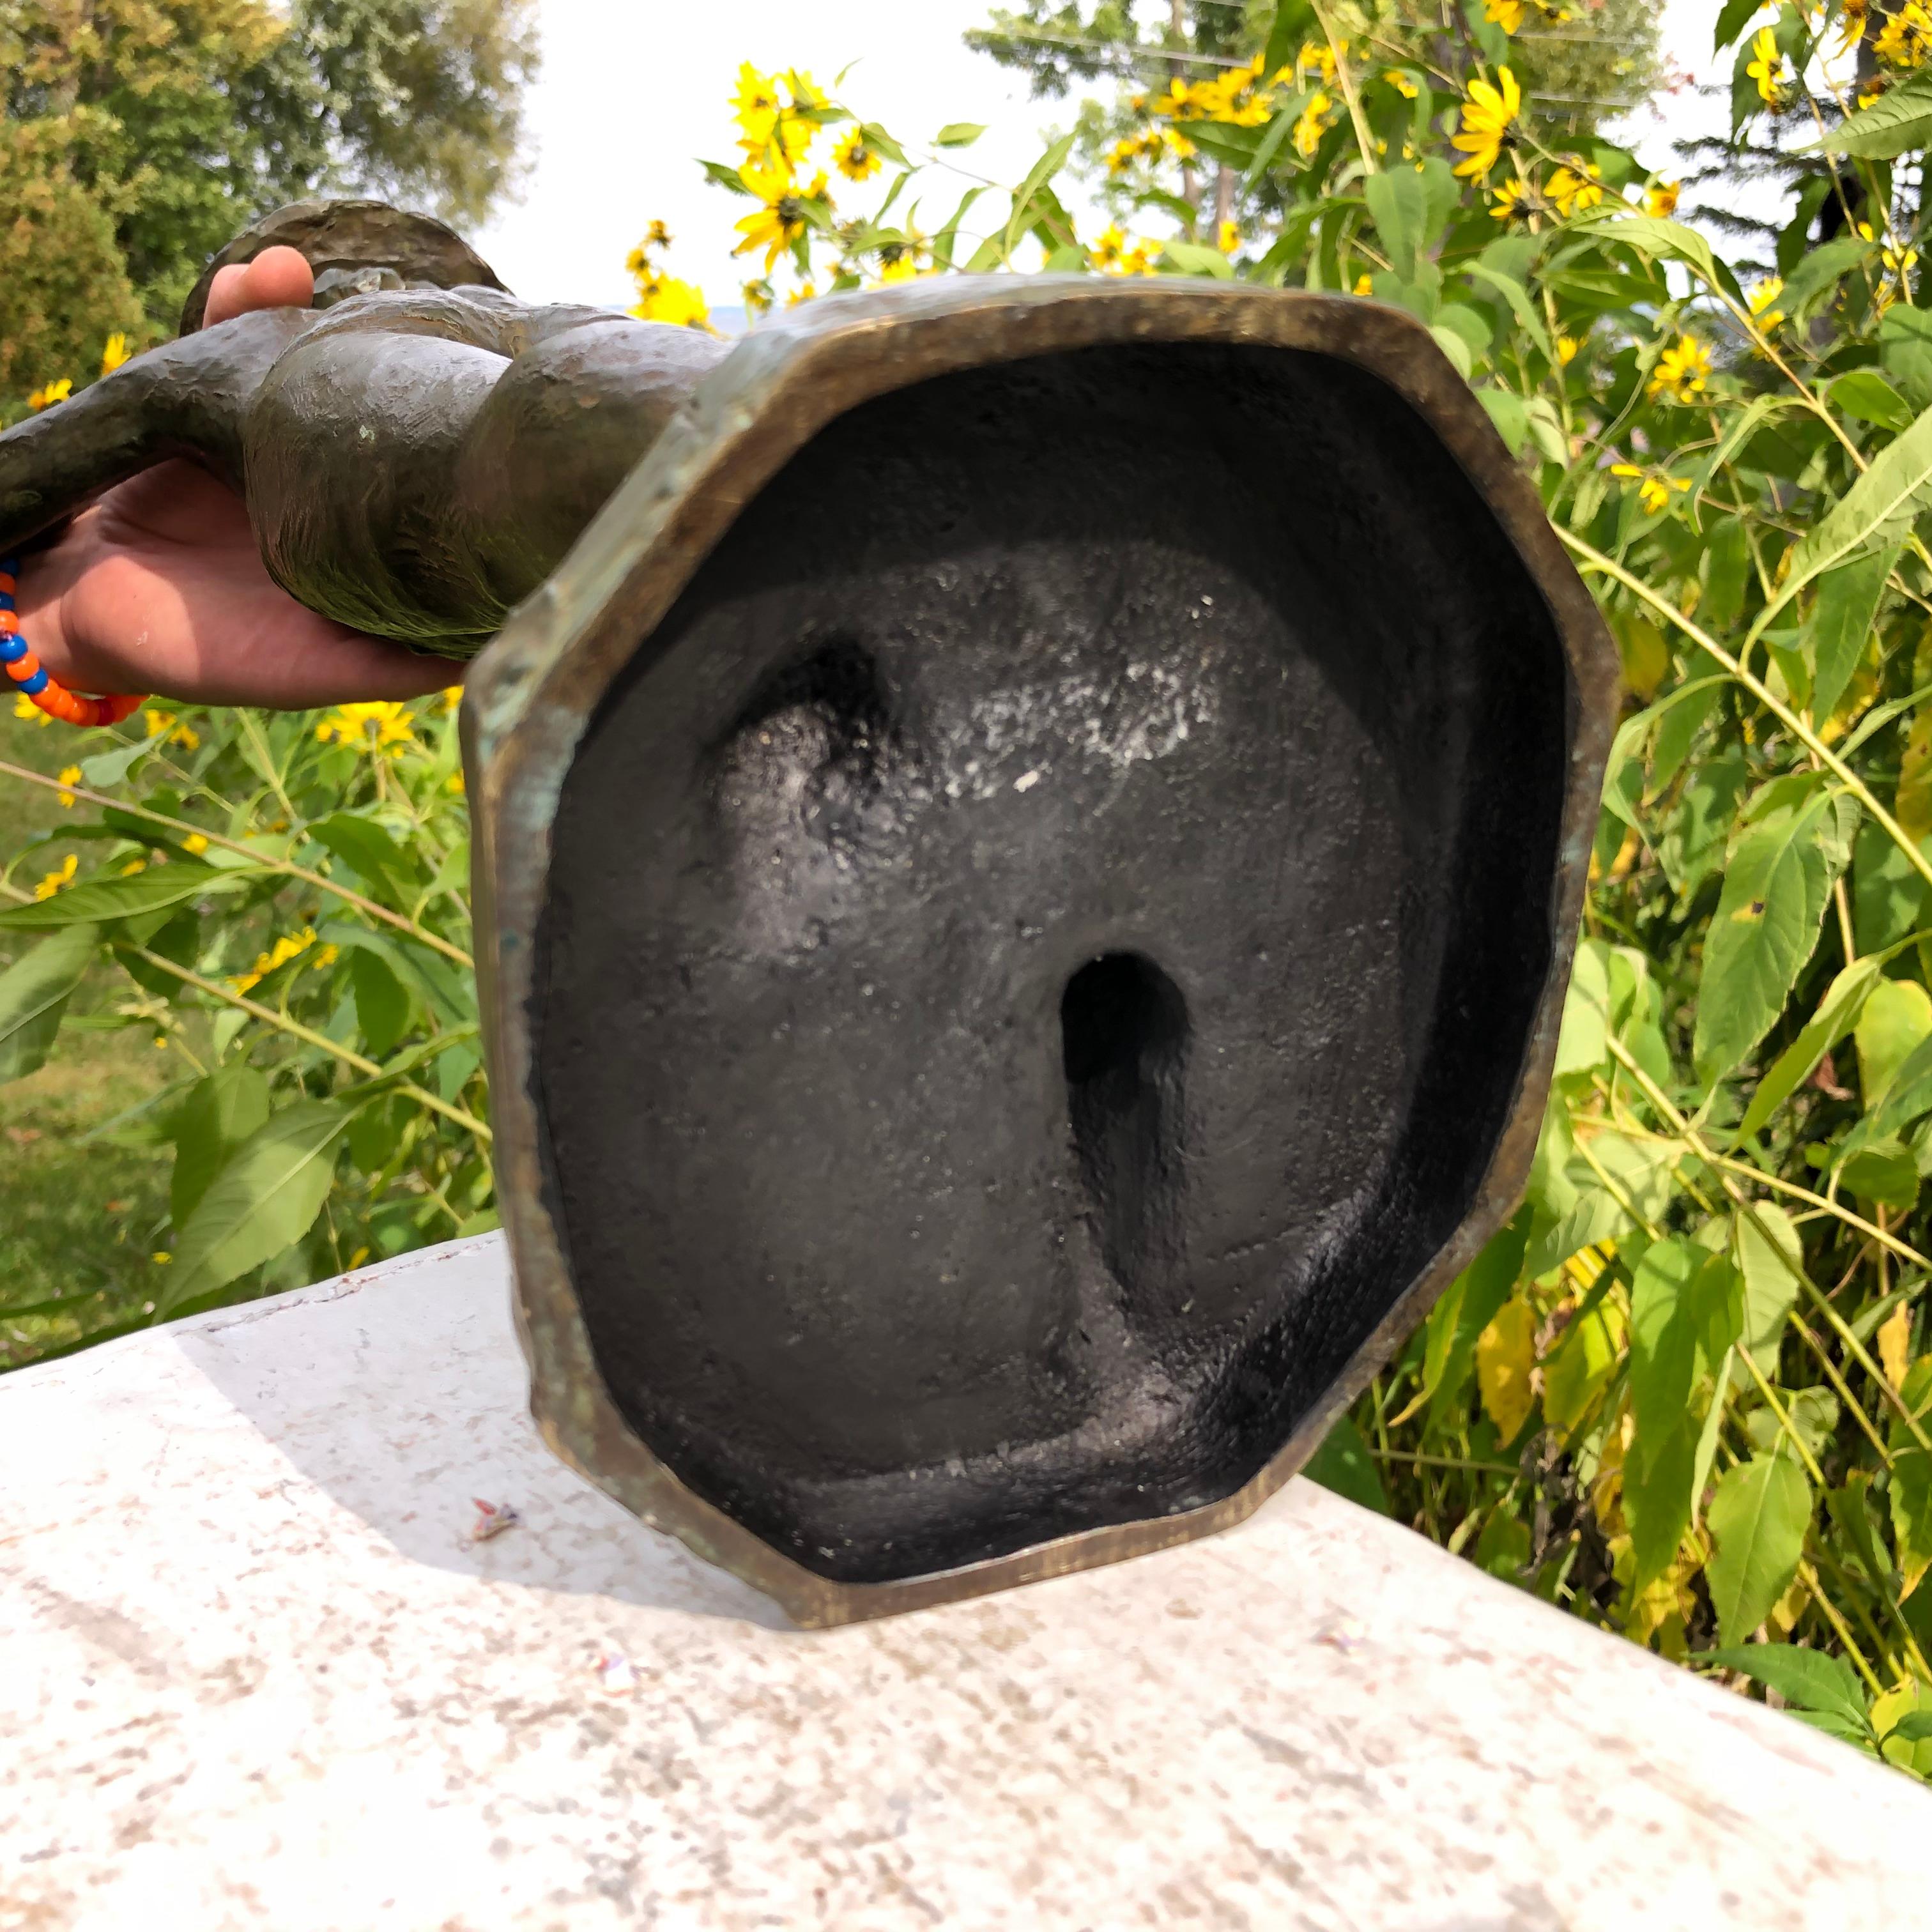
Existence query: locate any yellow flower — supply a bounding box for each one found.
[33,854,77,900]
[56,765,80,808]
[314,701,416,757]
[1646,179,1680,218]
[1610,463,1690,514]
[1558,334,1581,364]
[1298,39,1337,86]
[183,832,209,854]
[642,218,672,251]
[629,274,712,330]
[785,280,818,306]
[832,126,881,183]
[1090,226,1157,276]
[441,685,463,712]
[1216,219,1240,254]
[446,771,466,795]
[1838,0,1869,54]
[1452,68,1521,179]
[1485,0,1524,31]
[1353,273,1374,295]
[13,692,50,726]
[1876,0,1932,66]
[732,62,783,148]
[27,377,72,411]
[143,707,199,751]
[1749,276,1786,332]
[1648,336,1712,405]
[1292,91,1334,159]
[153,1034,168,1050]
[1383,68,1420,99]
[152,1251,171,1266]
[1489,176,1533,221]
[120,859,145,875]
[742,278,774,319]
[1546,161,1604,217]
[733,168,827,273]
[230,926,323,995]
[1747,26,1791,103]
[100,333,131,376]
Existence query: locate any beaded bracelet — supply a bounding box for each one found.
[0,552,146,728]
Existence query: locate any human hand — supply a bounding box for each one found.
[14,247,459,711]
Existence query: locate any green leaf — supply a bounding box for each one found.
[1463,259,1556,364]
[1422,1213,1530,1427]
[998,131,1075,264]
[1845,1029,1932,1154]
[0,859,247,931]
[1780,402,1932,610]
[160,1100,355,1316]
[1856,976,1932,1107]
[1629,1239,1702,1471]
[1471,1505,1531,1581]
[1735,958,1880,1144]
[1829,370,1914,434]
[1700,1643,1868,1729]
[933,121,986,148]
[1553,939,1612,1078]
[1810,540,1896,726]
[318,923,470,1027]
[1827,1472,1893,1585]
[1569,211,1742,304]
[1624,1413,1696,1591]
[1428,323,1473,379]
[1301,1412,1390,1514]
[1542,1294,1625,1436]
[1705,1454,1813,1646]
[77,739,150,789]
[1733,1202,1803,1374]
[1820,69,1932,158]
[1159,239,1235,280]
[1693,790,1844,1082]
[1713,0,1763,49]
[1365,165,1428,282]
[349,947,411,1059]
[698,157,754,196]
[310,814,422,914]
[0,924,98,1084]
[1854,816,1932,954]
[1891,1444,1932,1598]
[169,1062,271,1230]
[1884,307,1932,415]
[1780,237,1873,325]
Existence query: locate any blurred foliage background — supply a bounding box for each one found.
[17,0,1932,1774]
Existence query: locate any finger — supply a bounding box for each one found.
[240,246,315,314]
[203,263,251,329]
[201,247,315,330]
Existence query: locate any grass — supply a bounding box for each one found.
[1,721,184,1368]
[0,1002,180,1368]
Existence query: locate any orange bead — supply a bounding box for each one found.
[10,650,40,680]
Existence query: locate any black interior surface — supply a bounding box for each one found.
[533,340,1570,1583]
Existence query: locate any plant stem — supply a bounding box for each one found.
[0,756,474,969]
[1561,534,1932,900]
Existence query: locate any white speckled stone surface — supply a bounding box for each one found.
[1,1233,1924,1930]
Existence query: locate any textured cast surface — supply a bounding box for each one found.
[537,341,1571,1583]
[1,1235,1921,1932]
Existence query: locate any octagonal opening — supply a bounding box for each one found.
[532,336,1572,1584]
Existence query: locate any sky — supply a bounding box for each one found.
[468,0,1739,318]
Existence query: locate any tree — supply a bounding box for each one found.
[0,0,538,367]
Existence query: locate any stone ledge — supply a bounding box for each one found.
[1,1233,1922,1929]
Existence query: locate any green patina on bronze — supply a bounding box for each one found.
[0,201,728,655]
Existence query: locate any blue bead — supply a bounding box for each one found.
[0,594,15,610]
[0,634,24,664]
[0,555,17,576]
[17,666,47,696]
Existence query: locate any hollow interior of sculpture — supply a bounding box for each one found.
[534,339,1571,1584]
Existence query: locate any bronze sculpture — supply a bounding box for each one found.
[0,201,1617,1625]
